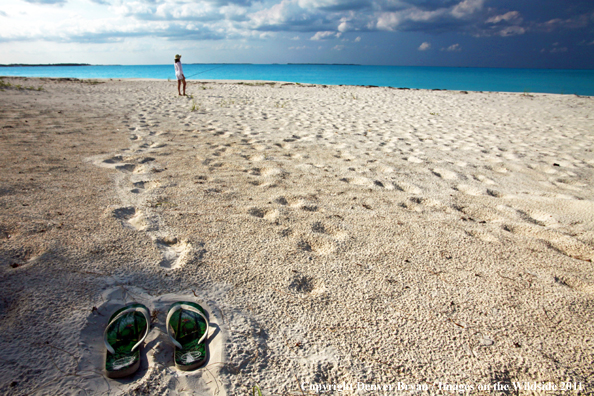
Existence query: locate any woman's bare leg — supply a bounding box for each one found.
[177,80,182,95]
[182,78,187,96]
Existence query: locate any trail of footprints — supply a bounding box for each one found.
[93,102,193,270]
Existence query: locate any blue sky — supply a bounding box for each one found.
[1,0,593,68]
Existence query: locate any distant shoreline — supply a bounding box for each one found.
[0,63,91,67]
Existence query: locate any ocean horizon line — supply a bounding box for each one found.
[2,63,594,71]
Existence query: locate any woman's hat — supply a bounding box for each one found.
[175,54,181,60]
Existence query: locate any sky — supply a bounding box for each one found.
[0,0,593,68]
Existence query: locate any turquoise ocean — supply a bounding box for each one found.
[2,64,594,96]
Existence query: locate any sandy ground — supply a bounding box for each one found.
[0,76,593,395]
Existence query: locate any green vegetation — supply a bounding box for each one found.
[0,78,44,91]
[82,79,103,85]
[522,88,534,97]
[218,99,236,107]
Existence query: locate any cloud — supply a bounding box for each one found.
[486,11,521,24]
[450,0,483,18]
[375,0,487,33]
[550,46,568,53]
[248,0,333,32]
[22,0,67,4]
[114,1,225,22]
[0,11,7,17]
[297,0,372,12]
[310,30,336,40]
[441,43,461,51]
[332,44,345,50]
[2,0,594,53]
[0,20,227,44]
[418,41,430,50]
[536,12,594,32]
[288,45,308,49]
[497,26,525,36]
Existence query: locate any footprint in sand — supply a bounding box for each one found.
[275,196,288,205]
[474,174,496,185]
[297,235,337,255]
[517,209,559,228]
[132,180,160,191]
[393,181,422,194]
[406,156,424,164]
[115,163,139,173]
[311,221,349,241]
[248,207,279,221]
[455,184,484,196]
[288,274,316,293]
[502,223,593,262]
[112,207,148,231]
[466,229,500,243]
[339,176,374,188]
[128,210,148,231]
[432,168,458,180]
[155,236,191,269]
[103,156,124,164]
[247,154,266,161]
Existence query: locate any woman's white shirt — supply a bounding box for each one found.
[174,62,183,79]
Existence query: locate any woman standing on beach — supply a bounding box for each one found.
[174,54,186,96]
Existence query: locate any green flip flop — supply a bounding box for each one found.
[103,303,151,378]
[166,302,209,371]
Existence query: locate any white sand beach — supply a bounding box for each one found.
[0,76,593,395]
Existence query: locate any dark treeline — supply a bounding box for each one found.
[0,63,91,67]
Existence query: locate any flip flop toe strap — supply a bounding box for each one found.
[103,306,151,355]
[166,304,209,350]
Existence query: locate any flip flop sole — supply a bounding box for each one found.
[167,301,209,371]
[175,344,208,371]
[105,354,141,378]
[104,303,150,378]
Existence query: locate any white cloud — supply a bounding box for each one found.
[550,46,568,53]
[288,45,308,49]
[497,26,525,36]
[354,36,360,42]
[418,41,430,50]
[332,44,345,50]
[376,0,485,32]
[441,43,461,51]
[310,30,336,40]
[22,0,66,5]
[451,0,484,19]
[486,11,521,24]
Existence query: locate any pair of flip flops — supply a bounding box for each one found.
[103,301,209,378]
